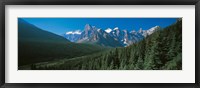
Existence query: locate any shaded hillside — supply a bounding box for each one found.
[18,19,107,66]
[31,20,182,70]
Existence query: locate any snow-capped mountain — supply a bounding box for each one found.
[138,26,160,37]
[107,27,145,46]
[76,24,123,47]
[62,30,81,42]
[105,28,112,33]
[109,27,129,46]
[63,24,160,47]
[147,26,160,35]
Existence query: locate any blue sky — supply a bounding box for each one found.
[22,18,178,35]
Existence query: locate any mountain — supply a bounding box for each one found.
[107,27,143,46]
[18,19,106,66]
[138,26,160,37]
[103,26,160,46]
[76,24,123,47]
[63,24,160,47]
[62,30,81,42]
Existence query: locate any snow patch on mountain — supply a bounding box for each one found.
[97,29,101,32]
[146,26,160,35]
[138,26,160,37]
[105,28,112,33]
[66,30,81,34]
[114,27,119,30]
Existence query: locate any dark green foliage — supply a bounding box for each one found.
[20,19,182,70]
[18,19,106,66]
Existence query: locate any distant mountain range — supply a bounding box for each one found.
[62,24,160,47]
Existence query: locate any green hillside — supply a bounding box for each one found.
[18,19,106,67]
[30,20,182,70]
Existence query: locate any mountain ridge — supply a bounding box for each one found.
[63,24,160,47]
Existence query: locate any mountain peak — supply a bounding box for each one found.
[148,26,160,32]
[123,30,128,32]
[85,24,90,26]
[84,24,92,31]
[145,26,160,35]
[123,30,128,33]
[114,27,119,30]
[105,28,112,33]
[130,30,136,33]
[97,28,101,32]
[139,28,143,33]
